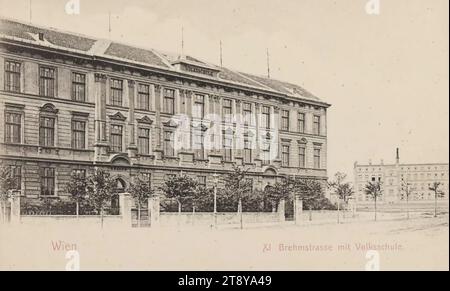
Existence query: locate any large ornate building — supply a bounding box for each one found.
[0,18,330,202]
[354,149,449,204]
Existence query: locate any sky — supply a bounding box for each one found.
[1,0,448,178]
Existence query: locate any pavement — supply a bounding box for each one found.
[0,212,448,270]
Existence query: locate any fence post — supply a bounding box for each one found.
[148,195,160,228]
[119,192,132,228]
[278,199,286,222]
[9,194,20,225]
[294,195,303,224]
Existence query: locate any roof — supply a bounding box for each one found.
[0,17,327,105]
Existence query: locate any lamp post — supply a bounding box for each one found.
[212,172,219,228]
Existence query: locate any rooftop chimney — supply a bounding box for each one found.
[396,148,400,164]
[38,32,44,41]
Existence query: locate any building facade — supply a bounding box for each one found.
[354,149,449,204]
[0,18,330,203]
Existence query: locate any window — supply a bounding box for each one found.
[243,103,252,126]
[110,79,123,106]
[72,72,86,102]
[262,141,270,165]
[5,112,21,143]
[193,130,205,160]
[163,89,175,114]
[40,167,55,196]
[262,106,270,129]
[313,115,321,135]
[298,112,305,133]
[164,131,175,157]
[39,66,56,97]
[4,60,21,92]
[39,117,55,146]
[244,139,252,164]
[223,133,233,162]
[282,145,290,167]
[138,128,150,155]
[10,166,22,190]
[138,84,150,110]
[223,99,232,123]
[281,110,289,131]
[314,148,321,169]
[71,120,86,149]
[193,94,205,119]
[298,145,306,168]
[198,176,207,187]
[110,125,123,153]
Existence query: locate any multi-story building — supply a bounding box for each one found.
[354,149,449,204]
[0,18,330,205]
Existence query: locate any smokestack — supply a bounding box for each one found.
[396,148,400,164]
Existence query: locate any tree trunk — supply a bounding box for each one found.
[0,201,3,223]
[309,206,312,221]
[434,192,438,218]
[406,194,409,220]
[238,198,243,230]
[192,205,196,226]
[0,201,4,223]
[177,201,182,228]
[100,209,104,229]
[337,200,340,224]
[76,202,79,219]
[137,204,141,228]
[374,196,377,221]
[3,201,7,223]
[342,201,346,219]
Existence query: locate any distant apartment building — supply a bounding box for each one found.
[354,149,449,203]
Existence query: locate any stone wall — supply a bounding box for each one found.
[159,212,282,227]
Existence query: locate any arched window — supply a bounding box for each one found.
[39,103,58,147]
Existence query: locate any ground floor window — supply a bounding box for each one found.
[40,167,55,196]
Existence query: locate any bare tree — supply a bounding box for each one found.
[65,171,88,217]
[328,172,354,219]
[294,177,325,221]
[429,182,444,218]
[264,177,292,212]
[86,168,116,228]
[364,180,383,221]
[224,165,252,229]
[129,175,154,227]
[401,180,414,220]
[160,174,198,223]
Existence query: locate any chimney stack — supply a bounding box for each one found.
[396,148,400,164]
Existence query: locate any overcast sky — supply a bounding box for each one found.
[1,0,448,178]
